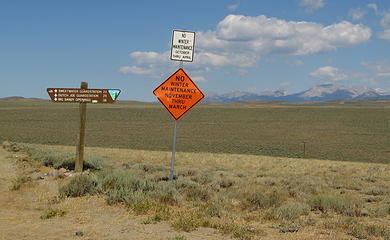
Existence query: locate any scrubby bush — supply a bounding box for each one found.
[203,203,223,217]
[8,144,104,170]
[363,186,387,196]
[274,201,310,220]
[59,174,100,198]
[306,194,362,216]
[151,182,180,206]
[171,211,202,232]
[244,191,284,210]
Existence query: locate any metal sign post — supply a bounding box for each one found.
[168,61,184,181]
[169,119,178,180]
[154,29,204,181]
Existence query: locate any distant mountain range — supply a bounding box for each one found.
[2,84,390,103]
[205,84,390,102]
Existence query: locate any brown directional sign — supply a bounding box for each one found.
[47,88,121,103]
[153,68,205,120]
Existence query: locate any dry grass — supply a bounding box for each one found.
[3,99,390,163]
[19,143,390,240]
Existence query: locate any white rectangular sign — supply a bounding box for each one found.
[170,30,195,62]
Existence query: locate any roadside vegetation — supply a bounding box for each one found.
[5,141,390,239]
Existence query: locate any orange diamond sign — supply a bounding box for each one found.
[153,68,205,120]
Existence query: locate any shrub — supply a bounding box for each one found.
[190,172,214,185]
[2,141,21,152]
[16,146,104,170]
[40,209,67,219]
[306,194,362,216]
[245,191,283,210]
[177,168,197,177]
[348,222,390,240]
[218,177,235,188]
[368,204,390,217]
[278,221,301,233]
[183,184,212,202]
[29,149,75,169]
[203,203,223,217]
[151,182,180,205]
[128,198,153,214]
[59,174,100,198]
[171,212,202,232]
[363,186,387,196]
[274,201,310,220]
[10,176,31,191]
[100,171,156,193]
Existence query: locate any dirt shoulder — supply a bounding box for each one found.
[0,147,231,240]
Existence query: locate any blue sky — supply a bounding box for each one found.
[1,0,390,101]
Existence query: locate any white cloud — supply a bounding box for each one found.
[378,29,390,41]
[362,61,390,79]
[378,12,390,41]
[299,0,325,13]
[310,66,349,81]
[380,12,390,28]
[192,76,207,82]
[119,66,154,75]
[366,4,390,42]
[208,15,371,56]
[367,3,378,14]
[120,14,371,78]
[227,3,239,11]
[349,8,365,21]
[310,61,390,85]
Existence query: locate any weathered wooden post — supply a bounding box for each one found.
[76,82,88,172]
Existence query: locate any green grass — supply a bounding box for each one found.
[2,99,390,163]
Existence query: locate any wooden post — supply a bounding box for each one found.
[76,82,88,172]
[303,141,306,158]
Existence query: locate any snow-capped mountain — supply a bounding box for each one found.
[205,84,390,102]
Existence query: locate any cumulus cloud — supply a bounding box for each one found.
[227,3,239,11]
[208,15,371,56]
[349,8,365,21]
[310,66,349,81]
[192,76,207,82]
[365,4,390,41]
[120,14,371,77]
[367,3,378,14]
[310,62,390,84]
[362,61,390,78]
[119,66,154,75]
[299,0,325,13]
[378,12,390,41]
[378,29,390,41]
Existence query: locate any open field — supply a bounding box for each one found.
[2,142,390,240]
[1,99,390,163]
